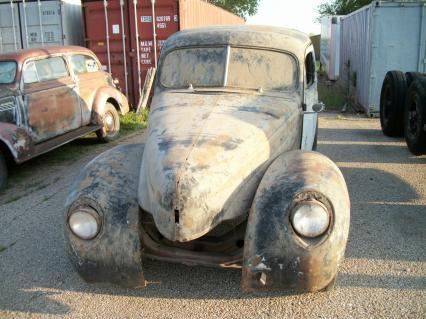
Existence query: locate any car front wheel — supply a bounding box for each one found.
[96,102,120,143]
[0,151,8,191]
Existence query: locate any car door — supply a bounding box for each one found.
[301,46,319,150]
[68,54,108,126]
[22,56,81,143]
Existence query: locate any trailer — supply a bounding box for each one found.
[339,1,426,117]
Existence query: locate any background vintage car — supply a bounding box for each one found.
[0,46,129,190]
[64,26,350,294]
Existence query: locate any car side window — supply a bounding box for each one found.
[70,55,100,75]
[23,62,39,84]
[305,52,315,87]
[23,57,68,84]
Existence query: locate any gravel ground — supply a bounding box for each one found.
[0,113,425,319]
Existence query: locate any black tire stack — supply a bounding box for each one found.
[380,70,426,155]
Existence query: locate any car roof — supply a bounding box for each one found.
[0,46,96,65]
[161,25,312,61]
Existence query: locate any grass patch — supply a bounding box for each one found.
[4,111,149,189]
[120,109,149,134]
[318,81,347,111]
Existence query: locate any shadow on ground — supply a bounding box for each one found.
[0,124,425,315]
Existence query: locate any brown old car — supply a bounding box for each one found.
[0,46,129,190]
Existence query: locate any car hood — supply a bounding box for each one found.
[138,90,302,242]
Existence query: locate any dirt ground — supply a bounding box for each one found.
[0,113,425,318]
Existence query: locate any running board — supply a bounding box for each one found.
[22,125,101,163]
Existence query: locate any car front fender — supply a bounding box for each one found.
[64,143,145,287]
[242,150,350,292]
[91,87,129,125]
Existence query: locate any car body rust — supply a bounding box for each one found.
[0,46,129,165]
[64,26,350,293]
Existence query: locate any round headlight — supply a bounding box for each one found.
[68,208,101,240]
[291,201,330,238]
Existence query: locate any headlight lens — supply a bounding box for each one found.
[68,207,100,240]
[291,201,330,238]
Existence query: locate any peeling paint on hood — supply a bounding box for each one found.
[138,90,302,242]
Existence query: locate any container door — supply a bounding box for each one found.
[0,2,21,53]
[129,0,179,105]
[19,0,64,49]
[22,56,81,143]
[83,0,132,105]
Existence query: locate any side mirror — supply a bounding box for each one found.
[312,102,325,113]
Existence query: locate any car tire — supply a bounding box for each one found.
[0,151,7,191]
[96,103,120,143]
[380,71,407,137]
[405,72,425,88]
[404,78,426,155]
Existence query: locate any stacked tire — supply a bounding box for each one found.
[380,70,426,155]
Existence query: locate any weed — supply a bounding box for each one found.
[318,81,347,111]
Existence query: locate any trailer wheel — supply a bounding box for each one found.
[405,72,425,88]
[404,79,426,155]
[0,151,7,191]
[380,71,407,137]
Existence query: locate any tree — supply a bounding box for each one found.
[318,0,373,16]
[209,0,259,19]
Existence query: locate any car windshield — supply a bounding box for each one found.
[160,46,297,92]
[0,61,17,84]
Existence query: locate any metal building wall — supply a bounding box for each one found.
[320,16,342,80]
[178,0,244,30]
[339,1,426,116]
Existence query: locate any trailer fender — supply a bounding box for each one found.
[64,143,145,287]
[242,150,350,292]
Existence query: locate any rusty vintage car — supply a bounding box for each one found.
[0,46,129,190]
[64,26,350,293]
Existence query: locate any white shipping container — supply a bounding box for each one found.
[339,1,426,116]
[0,0,83,53]
[0,2,21,52]
[320,16,342,80]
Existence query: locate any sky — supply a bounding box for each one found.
[246,0,324,35]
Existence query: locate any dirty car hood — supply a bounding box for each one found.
[138,91,302,242]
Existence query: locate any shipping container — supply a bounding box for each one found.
[339,1,426,116]
[82,0,244,107]
[320,16,341,81]
[0,0,84,53]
